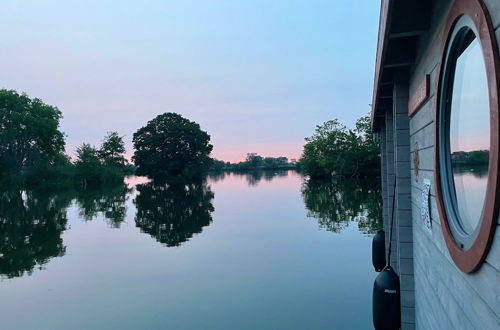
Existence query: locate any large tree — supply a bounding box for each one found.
[0,90,65,177]
[299,115,380,178]
[132,113,213,180]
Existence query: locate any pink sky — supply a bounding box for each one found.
[3,1,378,164]
[118,141,303,163]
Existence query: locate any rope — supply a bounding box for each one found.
[387,172,397,267]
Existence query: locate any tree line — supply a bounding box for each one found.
[211,153,296,172]
[451,150,489,166]
[1,89,380,187]
[0,90,216,187]
[0,90,136,187]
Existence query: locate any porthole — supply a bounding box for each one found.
[435,0,500,273]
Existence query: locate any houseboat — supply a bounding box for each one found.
[372,0,500,328]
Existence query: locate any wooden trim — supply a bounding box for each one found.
[435,0,500,273]
[408,74,430,117]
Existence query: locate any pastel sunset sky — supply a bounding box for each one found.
[1,0,379,161]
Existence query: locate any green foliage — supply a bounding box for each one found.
[299,115,380,178]
[74,132,129,187]
[0,89,132,188]
[99,131,127,167]
[74,143,103,186]
[133,113,213,181]
[246,153,263,167]
[25,153,75,188]
[0,89,66,183]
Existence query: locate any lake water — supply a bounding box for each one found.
[0,171,381,330]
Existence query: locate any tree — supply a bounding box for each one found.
[352,115,380,175]
[73,131,130,187]
[299,115,380,178]
[246,153,263,168]
[132,113,213,180]
[0,89,66,179]
[299,119,350,177]
[74,143,102,186]
[99,131,127,168]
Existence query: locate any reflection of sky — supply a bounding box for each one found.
[450,38,490,153]
[0,1,379,161]
[452,170,487,233]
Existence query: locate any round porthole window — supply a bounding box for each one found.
[436,0,500,273]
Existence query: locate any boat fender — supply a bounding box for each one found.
[372,230,386,272]
[372,266,401,330]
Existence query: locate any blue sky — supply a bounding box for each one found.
[0,0,379,161]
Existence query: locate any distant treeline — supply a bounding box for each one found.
[451,150,489,166]
[211,153,297,172]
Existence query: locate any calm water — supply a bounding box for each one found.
[452,166,489,233]
[0,171,381,330]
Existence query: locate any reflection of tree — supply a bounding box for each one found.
[134,181,215,247]
[452,164,488,178]
[244,170,288,186]
[208,170,290,186]
[0,189,72,278]
[263,170,288,182]
[245,171,263,186]
[75,183,131,228]
[207,171,228,183]
[301,178,382,234]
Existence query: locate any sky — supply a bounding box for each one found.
[0,0,379,162]
[450,38,490,153]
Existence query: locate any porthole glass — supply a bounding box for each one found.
[436,0,500,273]
[439,16,490,245]
[448,29,490,235]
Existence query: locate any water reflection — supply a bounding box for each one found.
[0,173,377,329]
[208,170,289,186]
[301,178,382,234]
[134,181,215,247]
[451,164,489,233]
[75,183,131,228]
[0,189,71,278]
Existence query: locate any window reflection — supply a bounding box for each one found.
[449,33,490,234]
